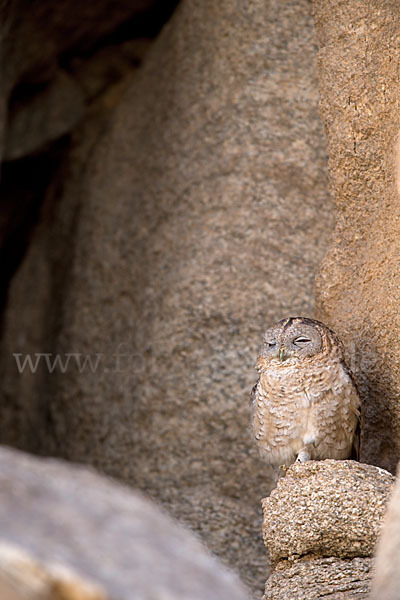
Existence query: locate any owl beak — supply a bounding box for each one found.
[278,347,288,362]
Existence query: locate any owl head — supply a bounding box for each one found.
[256,316,344,372]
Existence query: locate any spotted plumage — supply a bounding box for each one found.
[251,317,361,466]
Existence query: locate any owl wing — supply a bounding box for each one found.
[249,380,260,433]
[341,359,363,461]
[350,412,361,460]
[250,381,258,406]
[350,394,364,461]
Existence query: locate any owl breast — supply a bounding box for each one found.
[251,359,360,466]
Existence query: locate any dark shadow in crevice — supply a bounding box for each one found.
[59,0,181,68]
[0,0,181,332]
[0,136,70,326]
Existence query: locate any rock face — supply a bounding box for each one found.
[0,0,170,296]
[313,0,400,474]
[371,462,400,600]
[262,460,394,600]
[4,71,85,160]
[265,557,373,600]
[0,446,250,600]
[2,0,158,91]
[0,0,163,159]
[0,0,332,593]
[263,460,391,564]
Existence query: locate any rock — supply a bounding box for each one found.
[0,0,332,594]
[0,3,12,159]
[262,460,393,564]
[313,0,400,473]
[0,543,107,600]
[0,76,133,454]
[0,0,166,163]
[264,556,373,600]
[68,44,145,103]
[2,0,158,90]
[371,462,400,600]
[262,460,393,599]
[4,70,85,160]
[0,446,250,600]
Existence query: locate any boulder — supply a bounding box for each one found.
[313,0,400,474]
[0,446,250,600]
[2,0,158,91]
[262,460,393,599]
[371,462,400,600]
[4,70,85,160]
[264,556,373,600]
[263,460,393,563]
[0,0,165,163]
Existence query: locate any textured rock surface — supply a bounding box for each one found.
[0,0,332,594]
[263,460,393,564]
[2,0,157,90]
[0,543,107,600]
[5,70,84,160]
[262,460,393,599]
[264,556,373,600]
[0,0,167,164]
[313,0,400,473]
[371,462,400,600]
[0,446,250,600]
[0,2,11,159]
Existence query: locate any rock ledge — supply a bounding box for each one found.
[262,460,394,600]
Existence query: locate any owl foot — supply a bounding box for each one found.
[295,449,311,462]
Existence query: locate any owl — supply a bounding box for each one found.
[251,317,361,467]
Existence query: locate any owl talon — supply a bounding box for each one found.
[296,450,311,462]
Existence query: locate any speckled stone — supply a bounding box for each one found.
[264,556,373,600]
[0,447,250,600]
[262,460,394,564]
[0,0,156,159]
[4,71,84,160]
[313,0,400,474]
[371,462,400,600]
[2,0,153,91]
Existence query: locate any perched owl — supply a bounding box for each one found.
[251,317,361,467]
